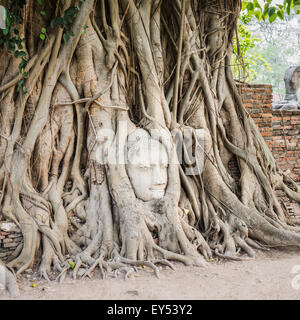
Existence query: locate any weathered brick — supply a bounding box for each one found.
[239,82,300,184]
[4,243,17,248]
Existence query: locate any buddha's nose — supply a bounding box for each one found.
[153,165,166,185]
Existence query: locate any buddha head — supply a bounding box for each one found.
[125,129,168,201]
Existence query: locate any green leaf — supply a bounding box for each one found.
[40,33,45,40]
[81,25,88,34]
[38,0,44,5]
[18,59,26,69]
[63,33,70,42]
[68,260,75,269]
[286,0,293,14]
[242,1,248,11]
[246,2,255,14]
[6,15,11,27]
[277,10,284,20]
[66,30,74,37]
[253,0,262,10]
[254,10,262,21]
[269,12,277,23]
[2,27,9,36]
[41,27,46,34]
[262,3,270,20]
[268,7,276,17]
[183,208,190,215]
[17,79,23,92]
[64,7,78,17]
[50,17,64,28]
[40,11,46,16]
[294,0,300,13]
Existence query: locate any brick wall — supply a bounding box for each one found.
[272,110,300,182]
[237,83,300,216]
[238,83,273,150]
[0,223,23,261]
[238,83,300,182]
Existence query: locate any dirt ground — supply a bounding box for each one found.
[1,248,300,300]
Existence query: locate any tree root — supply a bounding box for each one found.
[80,255,177,280]
[2,0,300,296]
[0,260,20,297]
[214,249,253,261]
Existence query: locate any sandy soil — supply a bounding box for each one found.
[1,248,300,300]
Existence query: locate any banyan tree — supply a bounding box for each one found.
[0,0,300,296]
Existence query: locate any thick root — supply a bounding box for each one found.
[0,260,20,297]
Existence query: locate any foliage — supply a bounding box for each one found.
[233,0,300,84]
[232,8,270,82]
[1,0,300,291]
[246,14,300,94]
[0,0,27,92]
[0,0,298,91]
[243,0,300,22]
[0,0,86,93]
[232,14,270,82]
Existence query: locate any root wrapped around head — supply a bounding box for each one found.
[0,0,300,289]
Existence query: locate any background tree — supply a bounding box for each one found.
[232,11,271,82]
[248,14,300,95]
[0,0,300,297]
[236,0,300,95]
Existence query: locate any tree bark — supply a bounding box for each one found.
[0,0,299,289]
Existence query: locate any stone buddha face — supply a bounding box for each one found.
[126,129,168,202]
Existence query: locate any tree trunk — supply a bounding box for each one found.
[0,0,299,292]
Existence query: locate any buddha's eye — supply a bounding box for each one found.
[158,163,168,169]
[139,165,150,169]
[149,164,168,169]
